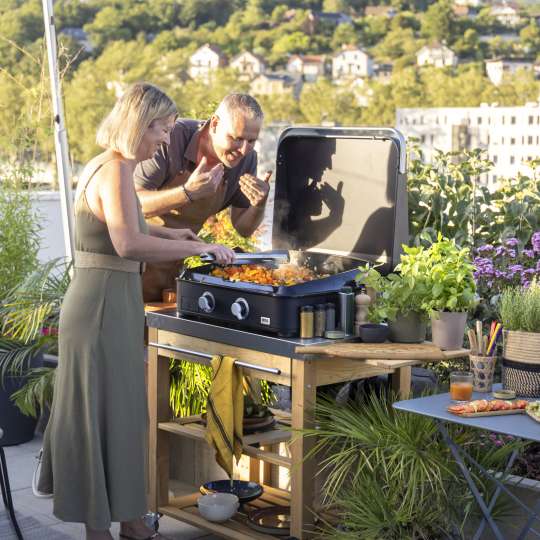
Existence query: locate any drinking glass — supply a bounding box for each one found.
[450,371,473,402]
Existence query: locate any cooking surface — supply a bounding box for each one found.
[146,309,349,358]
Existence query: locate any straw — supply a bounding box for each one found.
[486,323,503,357]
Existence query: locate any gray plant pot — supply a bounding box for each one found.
[388,312,426,343]
[431,311,467,350]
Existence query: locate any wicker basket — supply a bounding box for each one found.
[503,330,540,364]
[502,358,540,398]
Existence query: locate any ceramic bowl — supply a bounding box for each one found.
[200,480,263,503]
[359,323,389,343]
[197,493,239,522]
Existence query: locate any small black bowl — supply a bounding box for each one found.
[200,480,263,504]
[359,323,389,343]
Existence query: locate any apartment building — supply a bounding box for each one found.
[396,102,540,187]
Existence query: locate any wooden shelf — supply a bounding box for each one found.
[159,484,290,540]
[158,413,292,469]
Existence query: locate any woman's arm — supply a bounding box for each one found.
[147,224,199,242]
[98,161,234,263]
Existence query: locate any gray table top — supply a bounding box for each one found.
[394,385,540,442]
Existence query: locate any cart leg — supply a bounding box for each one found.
[391,365,412,399]
[148,327,170,511]
[290,359,317,539]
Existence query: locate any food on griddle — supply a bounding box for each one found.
[211,263,317,286]
[447,399,528,415]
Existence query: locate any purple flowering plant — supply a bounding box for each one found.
[473,232,540,305]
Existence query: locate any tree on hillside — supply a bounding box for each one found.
[520,22,540,58]
[421,0,455,44]
[299,79,362,125]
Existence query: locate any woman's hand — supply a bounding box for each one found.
[169,228,200,241]
[204,244,236,265]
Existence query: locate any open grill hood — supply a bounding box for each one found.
[176,127,408,336]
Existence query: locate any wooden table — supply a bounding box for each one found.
[146,311,469,539]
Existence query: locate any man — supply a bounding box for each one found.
[134,93,271,301]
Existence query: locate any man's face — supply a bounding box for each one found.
[209,112,262,168]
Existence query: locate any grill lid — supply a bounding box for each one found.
[272,127,408,274]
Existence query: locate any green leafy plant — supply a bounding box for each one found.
[0,163,42,299]
[499,281,540,333]
[0,258,71,416]
[421,235,477,314]
[300,392,524,539]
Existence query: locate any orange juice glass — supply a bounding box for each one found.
[450,371,473,402]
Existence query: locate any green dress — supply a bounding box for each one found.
[39,159,149,530]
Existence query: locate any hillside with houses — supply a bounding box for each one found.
[0,0,539,165]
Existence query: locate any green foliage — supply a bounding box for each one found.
[499,281,540,333]
[0,164,42,299]
[420,0,455,43]
[408,147,493,248]
[408,150,540,249]
[420,235,477,313]
[0,258,70,415]
[301,392,524,539]
[169,359,213,417]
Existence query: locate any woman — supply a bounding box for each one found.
[38,83,235,540]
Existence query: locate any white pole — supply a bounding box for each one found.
[41,0,74,261]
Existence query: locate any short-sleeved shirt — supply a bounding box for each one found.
[134,118,257,214]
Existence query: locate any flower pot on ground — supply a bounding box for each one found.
[388,311,427,343]
[0,350,43,445]
[499,283,540,397]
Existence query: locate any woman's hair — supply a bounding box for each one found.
[96,82,177,159]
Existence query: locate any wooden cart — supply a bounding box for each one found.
[147,321,468,539]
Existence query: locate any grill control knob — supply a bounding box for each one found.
[198,292,215,313]
[231,298,249,320]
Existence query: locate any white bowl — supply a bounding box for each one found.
[197,493,239,522]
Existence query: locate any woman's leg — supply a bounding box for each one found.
[85,526,114,540]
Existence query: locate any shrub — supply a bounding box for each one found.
[0,163,42,299]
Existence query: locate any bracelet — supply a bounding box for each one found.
[181,185,193,203]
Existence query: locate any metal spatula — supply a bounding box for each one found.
[200,251,289,265]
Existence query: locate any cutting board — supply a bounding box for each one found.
[295,342,445,361]
[450,408,525,418]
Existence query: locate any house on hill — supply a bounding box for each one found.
[230,51,267,79]
[417,43,458,68]
[188,44,227,80]
[332,45,373,80]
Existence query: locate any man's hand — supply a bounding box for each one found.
[184,156,224,201]
[239,170,272,208]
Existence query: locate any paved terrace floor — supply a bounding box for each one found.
[2,434,220,540]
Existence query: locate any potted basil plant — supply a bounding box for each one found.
[422,235,478,350]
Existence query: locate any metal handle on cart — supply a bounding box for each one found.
[148,342,281,375]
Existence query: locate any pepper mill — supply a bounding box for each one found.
[354,288,372,336]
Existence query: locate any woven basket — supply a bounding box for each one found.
[502,358,540,398]
[503,330,540,364]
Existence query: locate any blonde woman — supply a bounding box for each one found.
[38,83,235,540]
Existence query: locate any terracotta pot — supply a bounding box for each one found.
[431,311,467,350]
[388,311,426,343]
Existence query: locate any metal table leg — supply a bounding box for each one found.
[0,447,24,540]
[473,448,519,540]
[437,421,505,540]
[438,421,540,540]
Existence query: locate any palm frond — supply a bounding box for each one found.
[10,367,55,418]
